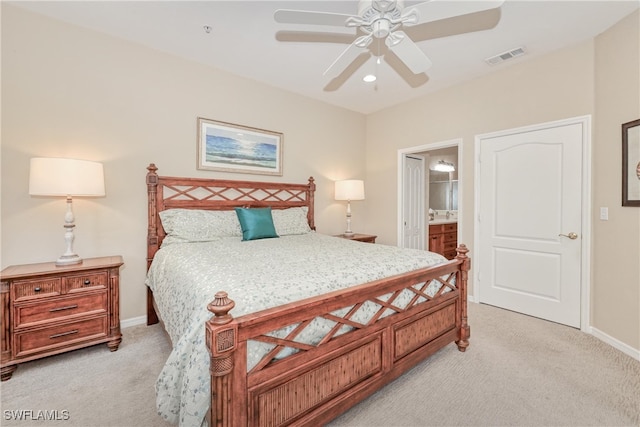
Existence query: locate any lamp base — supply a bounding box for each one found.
[56,254,82,267]
[343,231,355,236]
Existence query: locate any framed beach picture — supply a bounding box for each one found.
[197,117,283,176]
[622,119,640,207]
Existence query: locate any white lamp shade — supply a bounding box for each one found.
[29,157,105,197]
[335,180,365,201]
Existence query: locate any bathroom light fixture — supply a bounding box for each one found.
[29,157,105,266]
[432,160,455,172]
[335,179,365,236]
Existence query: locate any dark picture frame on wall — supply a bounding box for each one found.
[197,117,283,176]
[622,119,640,207]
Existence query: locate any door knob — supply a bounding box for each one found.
[558,232,578,240]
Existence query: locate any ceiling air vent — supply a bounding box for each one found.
[485,46,526,66]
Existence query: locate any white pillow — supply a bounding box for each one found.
[272,207,312,236]
[159,209,242,245]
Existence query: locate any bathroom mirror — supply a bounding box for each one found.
[429,172,458,211]
[427,147,459,213]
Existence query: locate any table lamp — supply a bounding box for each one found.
[335,179,365,236]
[29,157,105,266]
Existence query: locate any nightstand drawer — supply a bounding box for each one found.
[64,272,108,294]
[14,292,108,329]
[12,278,62,301]
[14,316,108,358]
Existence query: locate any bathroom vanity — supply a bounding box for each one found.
[428,220,458,259]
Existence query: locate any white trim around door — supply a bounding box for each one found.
[397,139,464,248]
[474,115,592,331]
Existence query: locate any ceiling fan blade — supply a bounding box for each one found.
[386,31,432,74]
[403,0,505,26]
[274,9,357,27]
[323,36,371,79]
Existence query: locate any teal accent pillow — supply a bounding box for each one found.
[235,207,279,241]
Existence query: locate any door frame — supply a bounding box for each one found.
[397,138,463,248]
[473,115,592,331]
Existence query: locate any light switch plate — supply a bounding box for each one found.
[600,207,608,220]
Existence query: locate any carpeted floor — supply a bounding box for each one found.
[1,303,638,427]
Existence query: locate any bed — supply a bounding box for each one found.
[145,163,471,427]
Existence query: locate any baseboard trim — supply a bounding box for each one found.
[590,326,640,361]
[121,315,147,329]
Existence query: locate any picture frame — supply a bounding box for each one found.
[197,117,283,176]
[622,119,640,207]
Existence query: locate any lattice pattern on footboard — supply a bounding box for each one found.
[246,272,457,373]
[205,248,470,427]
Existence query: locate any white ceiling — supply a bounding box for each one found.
[11,0,639,114]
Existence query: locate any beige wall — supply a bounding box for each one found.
[593,11,640,350]
[364,11,639,351]
[1,5,366,322]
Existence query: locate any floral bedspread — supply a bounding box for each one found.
[146,232,448,427]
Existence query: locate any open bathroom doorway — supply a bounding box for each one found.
[397,139,462,254]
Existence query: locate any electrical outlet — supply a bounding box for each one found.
[600,207,608,220]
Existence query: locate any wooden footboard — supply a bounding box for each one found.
[206,245,470,427]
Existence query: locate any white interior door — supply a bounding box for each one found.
[477,119,586,328]
[403,154,425,249]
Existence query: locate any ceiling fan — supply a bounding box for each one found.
[275,0,505,80]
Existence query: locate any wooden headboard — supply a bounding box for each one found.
[145,163,316,269]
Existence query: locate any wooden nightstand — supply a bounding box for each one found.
[334,233,377,244]
[0,256,123,381]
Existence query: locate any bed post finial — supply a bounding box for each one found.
[455,244,470,352]
[147,163,158,175]
[207,291,236,324]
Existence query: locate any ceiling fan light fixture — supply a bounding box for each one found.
[372,19,391,38]
[363,74,377,83]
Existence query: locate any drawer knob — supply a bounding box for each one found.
[34,287,41,292]
[83,279,91,286]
